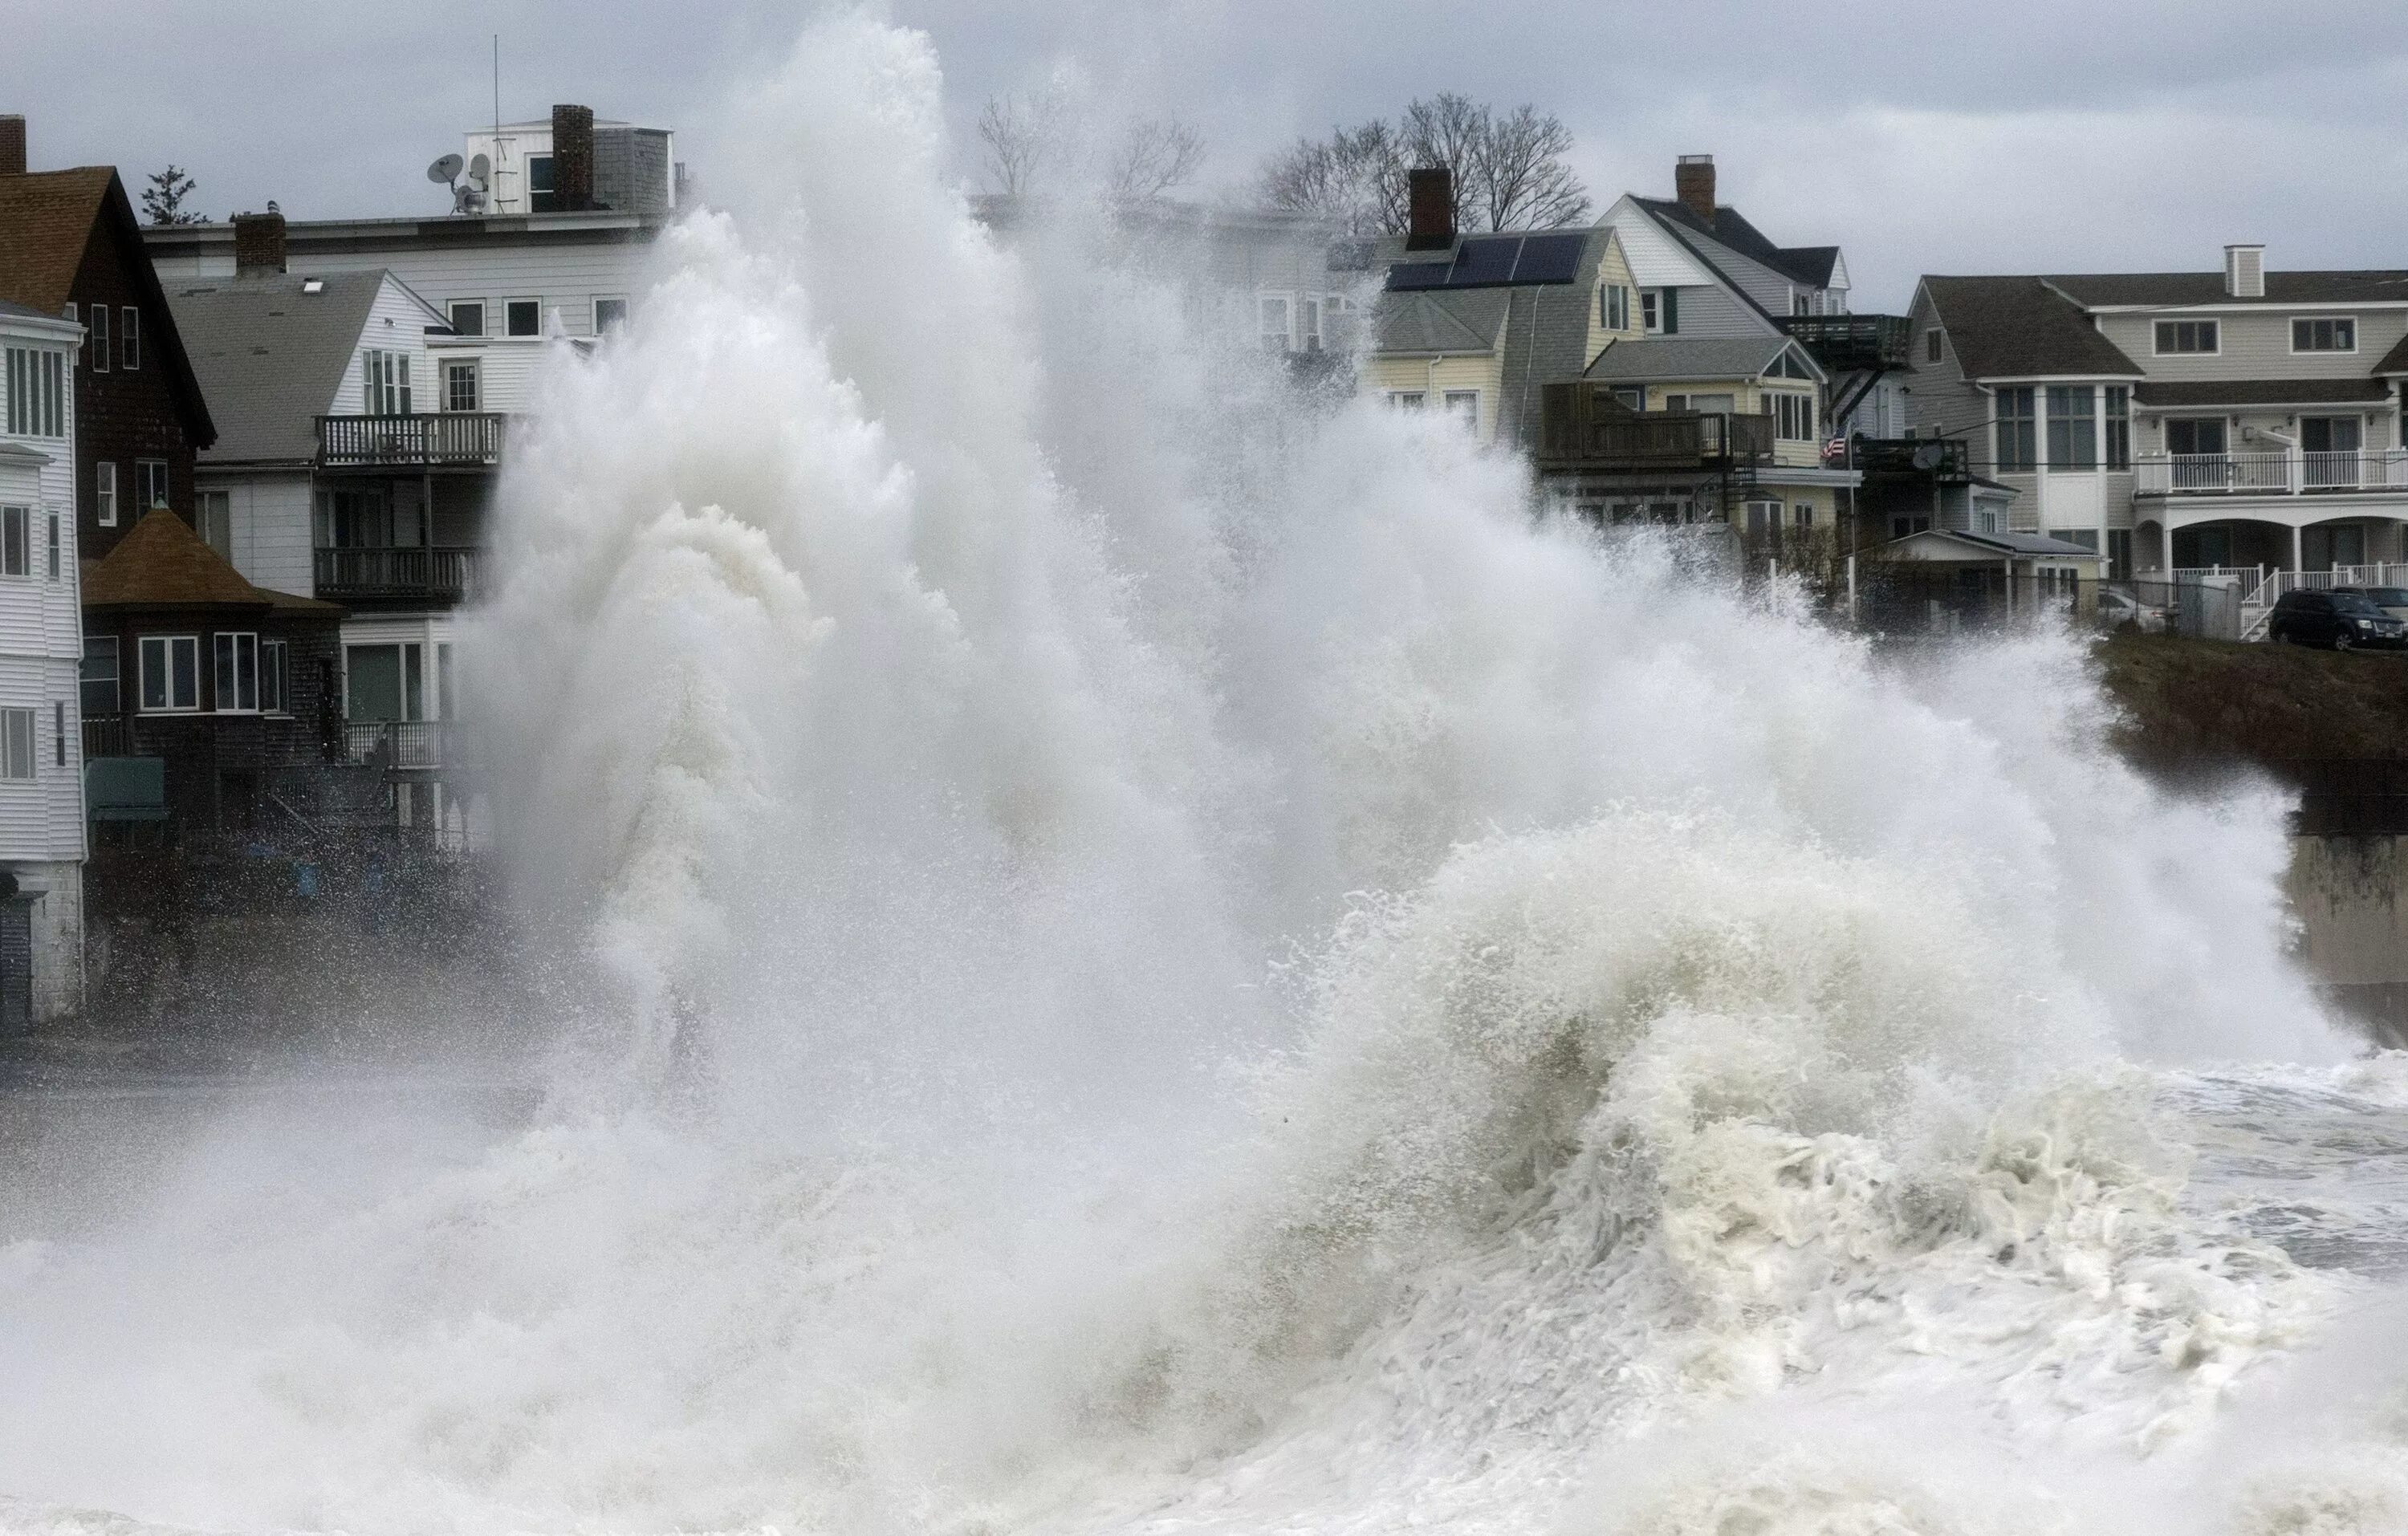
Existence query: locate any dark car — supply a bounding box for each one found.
[2268,588,2408,650]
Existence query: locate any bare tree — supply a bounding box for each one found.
[1255,121,1405,234]
[1470,104,1591,230]
[978,91,1069,197]
[1104,120,1206,202]
[1255,96,1588,234]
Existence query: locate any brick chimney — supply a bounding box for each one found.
[1406,167,1454,251]
[1675,154,1717,223]
[0,116,25,177]
[234,208,287,275]
[551,104,595,212]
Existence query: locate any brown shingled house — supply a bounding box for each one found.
[0,116,216,562]
[81,509,342,832]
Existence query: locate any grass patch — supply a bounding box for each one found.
[2095,632,2408,786]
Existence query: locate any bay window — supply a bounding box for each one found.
[2045,385,2097,469]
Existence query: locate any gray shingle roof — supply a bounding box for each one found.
[1920,276,2143,380]
[2133,379,2394,408]
[166,271,391,464]
[2377,331,2408,375]
[1373,289,1508,355]
[2045,271,2408,307]
[1886,527,2101,559]
[0,298,59,322]
[1580,335,1804,383]
[1630,197,1837,289]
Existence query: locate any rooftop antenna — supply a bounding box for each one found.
[492,35,501,148]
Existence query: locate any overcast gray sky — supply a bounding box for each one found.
[10,0,2408,310]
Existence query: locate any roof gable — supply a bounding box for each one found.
[1580,335,1822,384]
[169,270,399,463]
[83,507,278,608]
[1919,275,2142,380]
[0,167,217,448]
[1601,196,1719,289]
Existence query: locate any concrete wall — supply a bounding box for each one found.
[2288,833,2408,1044]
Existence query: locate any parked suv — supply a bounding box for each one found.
[2268,589,2408,650]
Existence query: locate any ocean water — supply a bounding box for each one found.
[3,16,2404,1534]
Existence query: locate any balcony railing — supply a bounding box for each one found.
[2136,450,2408,495]
[315,547,482,599]
[1539,382,1776,468]
[315,412,506,468]
[1775,315,1912,372]
[344,720,470,770]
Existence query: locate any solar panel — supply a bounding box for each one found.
[1385,262,1451,291]
[1449,236,1522,286]
[1510,233,1586,284]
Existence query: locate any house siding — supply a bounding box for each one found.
[202,469,315,597]
[71,217,201,559]
[1366,353,1506,442]
[2097,309,2408,384]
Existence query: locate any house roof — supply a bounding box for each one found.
[1579,335,1817,383]
[1630,197,1837,289]
[0,168,217,447]
[80,506,337,612]
[1882,527,2103,561]
[0,298,57,322]
[2044,271,2408,307]
[2377,331,2408,375]
[167,271,393,463]
[1372,287,1509,355]
[2133,379,2394,408]
[1919,276,2143,380]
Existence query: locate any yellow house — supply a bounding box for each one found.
[1360,225,1642,446]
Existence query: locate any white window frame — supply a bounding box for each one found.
[1388,390,1427,411]
[1602,283,1629,331]
[44,510,59,581]
[4,347,67,438]
[1442,390,1479,432]
[592,296,629,335]
[96,461,117,527]
[1767,390,1816,441]
[0,506,26,579]
[197,490,232,560]
[2153,319,2220,356]
[504,298,543,338]
[1925,327,1943,364]
[443,359,481,412]
[1641,290,1662,333]
[0,708,34,781]
[1296,297,1322,354]
[88,305,109,374]
[137,634,200,713]
[446,299,487,337]
[362,349,413,415]
[120,305,140,371]
[262,638,289,716]
[1257,293,1293,353]
[51,700,64,769]
[214,631,260,713]
[135,458,169,511]
[2290,316,2357,354]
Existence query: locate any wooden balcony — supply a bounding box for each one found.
[315,547,482,600]
[315,412,506,468]
[1538,382,1774,469]
[1775,315,1912,372]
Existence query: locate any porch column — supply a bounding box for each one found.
[2291,521,2303,575]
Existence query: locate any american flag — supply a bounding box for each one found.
[1821,438,1849,461]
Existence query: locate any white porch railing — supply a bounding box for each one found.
[2146,563,2408,642]
[2137,450,2408,495]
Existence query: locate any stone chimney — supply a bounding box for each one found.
[0,116,25,177]
[234,208,287,275]
[1406,167,1454,251]
[1675,154,1716,223]
[551,104,595,212]
[2225,243,2265,299]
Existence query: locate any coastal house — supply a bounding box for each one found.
[0,115,218,561]
[0,295,92,1025]
[1907,249,2408,628]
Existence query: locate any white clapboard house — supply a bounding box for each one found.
[0,298,89,1024]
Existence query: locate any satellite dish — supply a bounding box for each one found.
[1911,444,1944,470]
[467,152,491,187]
[427,153,466,185]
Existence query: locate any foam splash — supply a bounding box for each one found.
[0,13,2392,1536]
